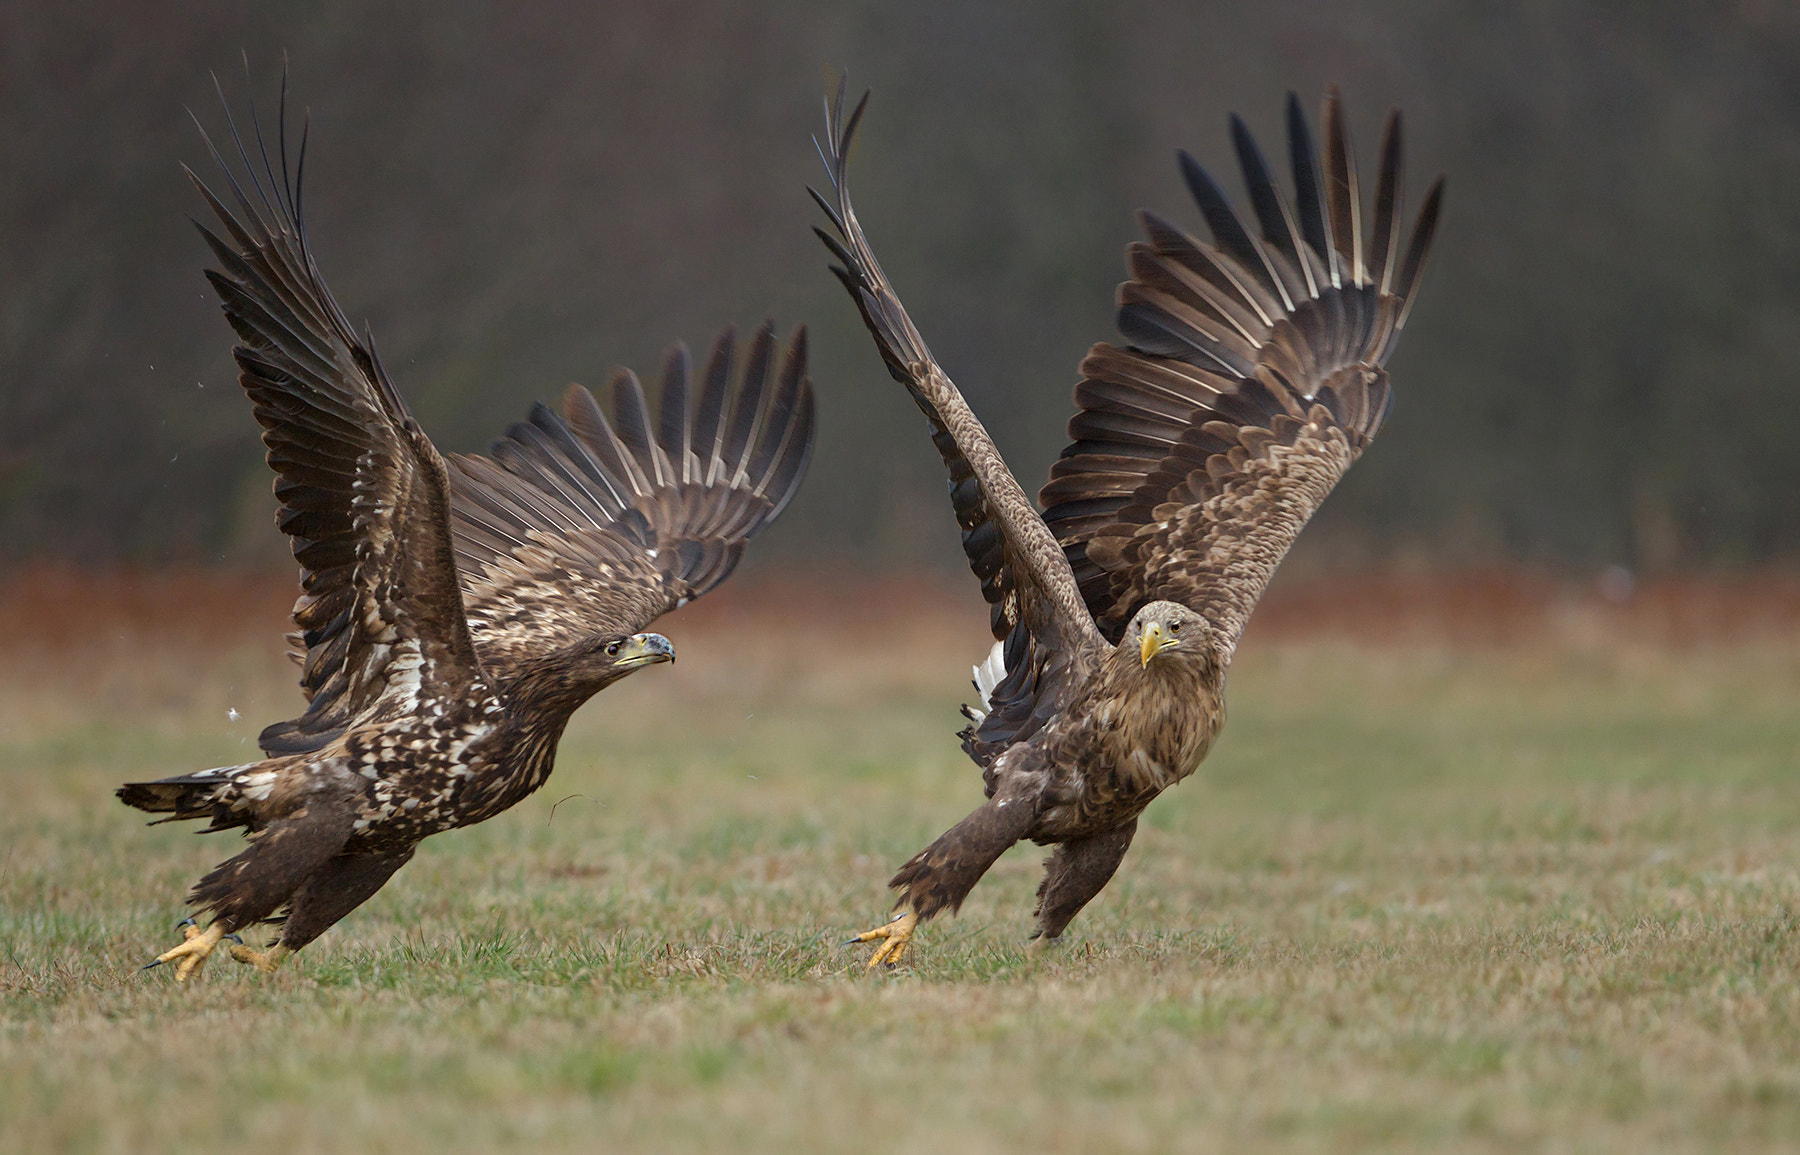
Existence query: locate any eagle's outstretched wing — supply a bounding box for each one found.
[191,77,482,758]
[1041,91,1443,659]
[812,82,1106,692]
[448,324,814,676]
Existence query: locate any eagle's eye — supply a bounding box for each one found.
[604,640,622,657]
[1170,620,1183,632]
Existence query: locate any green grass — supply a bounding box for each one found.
[5,607,1800,1153]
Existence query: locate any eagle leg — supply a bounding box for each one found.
[275,846,417,954]
[1031,817,1139,942]
[848,911,919,969]
[144,919,229,982]
[850,786,1041,969]
[228,942,293,974]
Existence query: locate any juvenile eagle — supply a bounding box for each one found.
[119,81,815,980]
[814,84,1441,966]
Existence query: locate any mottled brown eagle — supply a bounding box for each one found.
[118,81,815,980]
[813,84,1441,966]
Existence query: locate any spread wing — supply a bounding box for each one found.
[1041,90,1443,659]
[448,324,814,677]
[812,83,1105,662]
[191,78,482,758]
[813,83,1109,763]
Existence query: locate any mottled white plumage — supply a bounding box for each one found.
[119,75,813,980]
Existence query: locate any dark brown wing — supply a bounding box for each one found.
[812,82,1105,663]
[191,77,481,757]
[813,82,1109,765]
[1041,90,1443,658]
[449,324,814,677]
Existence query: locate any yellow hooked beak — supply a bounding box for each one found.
[1140,621,1177,666]
[614,632,676,670]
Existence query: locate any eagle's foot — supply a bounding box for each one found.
[145,919,228,982]
[228,941,292,974]
[848,911,919,970]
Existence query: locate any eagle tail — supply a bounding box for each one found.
[963,640,1007,723]
[117,765,252,830]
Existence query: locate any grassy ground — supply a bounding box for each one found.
[4,569,1800,1153]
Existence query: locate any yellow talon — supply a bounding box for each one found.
[228,942,292,974]
[150,922,227,982]
[850,911,920,969]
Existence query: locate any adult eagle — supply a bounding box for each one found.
[118,79,815,980]
[814,84,1440,966]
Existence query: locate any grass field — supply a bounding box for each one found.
[4,567,1800,1153]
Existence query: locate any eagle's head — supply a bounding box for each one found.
[1125,601,1215,672]
[575,631,676,686]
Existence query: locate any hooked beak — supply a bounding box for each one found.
[1140,621,1177,667]
[615,632,675,670]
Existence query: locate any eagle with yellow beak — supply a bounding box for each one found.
[117,75,814,980]
[813,81,1441,966]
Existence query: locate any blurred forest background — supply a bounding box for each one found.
[4,0,1799,577]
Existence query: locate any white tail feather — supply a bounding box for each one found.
[966,640,1007,722]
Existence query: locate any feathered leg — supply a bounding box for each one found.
[231,845,416,972]
[144,797,354,981]
[1032,818,1138,943]
[851,789,1039,969]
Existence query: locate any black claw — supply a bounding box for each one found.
[842,937,863,947]
[177,916,196,929]
[224,934,243,946]
[142,959,164,971]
